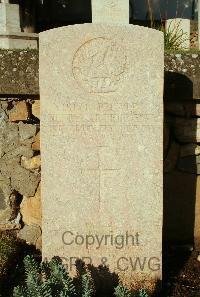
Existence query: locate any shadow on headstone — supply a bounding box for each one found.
[75,259,119,296]
[163,71,197,287]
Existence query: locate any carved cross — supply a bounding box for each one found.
[81,146,121,207]
[91,0,129,25]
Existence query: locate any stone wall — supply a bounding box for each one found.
[0,50,200,251]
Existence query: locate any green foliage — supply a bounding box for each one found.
[13,256,151,297]
[161,21,189,51]
[81,274,94,297]
[137,289,149,297]
[13,256,94,297]
[114,284,131,297]
[114,284,149,297]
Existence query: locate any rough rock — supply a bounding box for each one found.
[9,101,29,122]
[181,144,200,157]
[36,235,42,251]
[10,163,40,196]
[21,155,41,171]
[20,183,41,227]
[164,141,180,173]
[18,122,36,141]
[177,155,200,174]
[32,131,40,151]
[2,122,19,155]
[0,158,40,196]
[32,100,40,119]
[18,224,41,245]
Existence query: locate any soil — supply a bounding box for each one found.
[160,245,200,297]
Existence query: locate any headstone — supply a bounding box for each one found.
[92,0,129,24]
[0,1,38,49]
[40,0,164,292]
[165,18,190,49]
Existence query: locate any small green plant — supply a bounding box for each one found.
[13,255,94,297]
[114,284,131,297]
[162,20,189,51]
[137,288,149,297]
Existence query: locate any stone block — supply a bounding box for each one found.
[9,101,29,122]
[32,131,40,151]
[18,121,36,141]
[21,155,41,171]
[32,100,40,119]
[20,183,41,227]
[18,224,41,245]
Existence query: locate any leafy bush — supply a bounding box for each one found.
[114,284,149,297]
[137,289,149,297]
[13,255,94,297]
[114,284,131,297]
[13,256,150,297]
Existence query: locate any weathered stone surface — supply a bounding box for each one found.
[173,118,200,143]
[92,0,129,25]
[40,24,163,290]
[32,100,40,119]
[18,224,41,245]
[0,157,40,196]
[18,122,36,141]
[177,155,200,174]
[0,3,21,32]
[181,144,200,157]
[9,101,29,122]
[164,141,180,173]
[32,131,40,151]
[20,183,41,227]
[21,155,41,171]
[10,162,39,196]
[0,50,39,95]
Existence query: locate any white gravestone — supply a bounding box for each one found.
[0,1,38,49]
[40,0,164,292]
[92,0,129,25]
[165,18,190,49]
